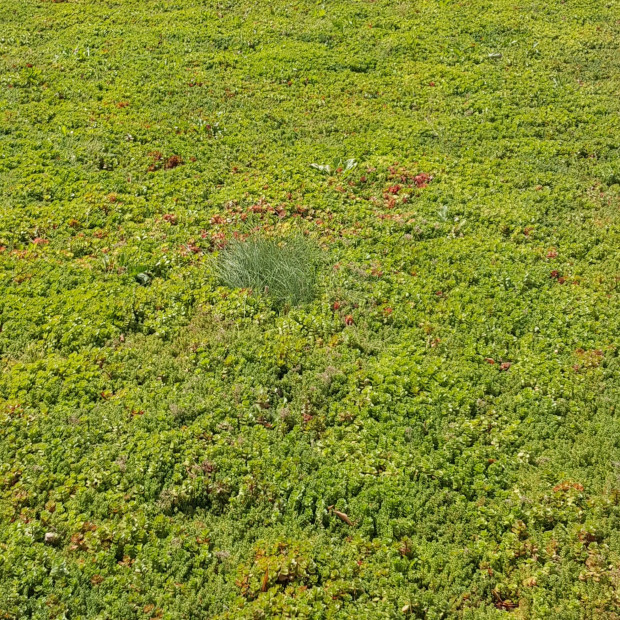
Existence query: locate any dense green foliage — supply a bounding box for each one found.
[1,0,619,617]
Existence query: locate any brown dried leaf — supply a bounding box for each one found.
[334,510,353,526]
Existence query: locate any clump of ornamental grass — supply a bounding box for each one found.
[217,236,319,306]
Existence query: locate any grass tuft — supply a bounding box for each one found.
[217,236,319,306]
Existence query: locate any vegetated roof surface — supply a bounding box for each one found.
[0,0,619,617]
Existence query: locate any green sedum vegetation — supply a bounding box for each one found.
[0,0,619,617]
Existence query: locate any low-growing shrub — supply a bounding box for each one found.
[217,236,319,306]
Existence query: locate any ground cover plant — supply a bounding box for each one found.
[0,0,619,617]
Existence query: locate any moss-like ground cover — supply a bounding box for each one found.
[1,0,619,617]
